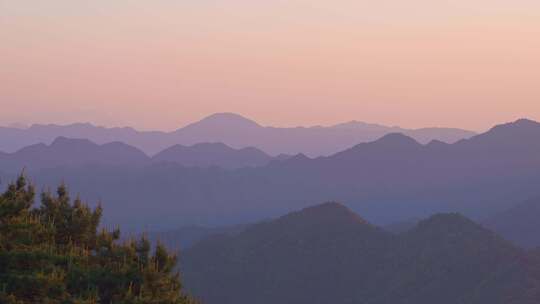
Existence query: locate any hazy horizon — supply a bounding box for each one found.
[2,0,540,131]
[0,111,535,134]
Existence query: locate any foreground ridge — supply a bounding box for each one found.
[182,202,540,304]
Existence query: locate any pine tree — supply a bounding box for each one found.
[0,175,198,304]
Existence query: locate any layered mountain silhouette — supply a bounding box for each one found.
[0,137,283,173]
[181,202,540,304]
[484,197,540,249]
[0,137,148,172]
[0,113,475,156]
[153,142,279,169]
[0,119,539,231]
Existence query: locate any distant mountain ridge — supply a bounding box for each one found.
[153,142,278,169]
[0,137,282,172]
[0,113,476,156]
[182,202,540,304]
[0,118,537,230]
[0,137,149,172]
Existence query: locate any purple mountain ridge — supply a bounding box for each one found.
[153,142,278,169]
[0,137,287,173]
[0,118,537,232]
[181,203,540,304]
[0,137,149,172]
[0,113,476,157]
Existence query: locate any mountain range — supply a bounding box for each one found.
[181,202,540,304]
[3,114,537,302]
[0,137,281,172]
[0,113,475,157]
[153,142,285,169]
[0,118,539,235]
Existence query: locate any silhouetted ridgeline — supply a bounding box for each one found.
[0,119,538,232]
[153,142,279,169]
[0,113,475,156]
[181,202,540,304]
[0,137,284,172]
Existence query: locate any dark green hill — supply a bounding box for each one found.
[182,203,540,304]
[183,202,394,304]
[374,214,530,304]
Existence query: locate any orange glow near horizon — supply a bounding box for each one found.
[1,0,539,131]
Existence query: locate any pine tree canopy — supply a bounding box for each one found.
[0,175,197,304]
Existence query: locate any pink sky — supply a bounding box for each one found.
[1,0,539,131]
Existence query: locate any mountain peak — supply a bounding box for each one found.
[373,133,421,147]
[278,202,370,227]
[466,118,540,146]
[514,118,540,126]
[198,113,260,127]
[331,120,389,130]
[152,141,272,169]
[487,118,540,134]
[175,113,261,135]
[411,213,492,238]
[426,139,449,148]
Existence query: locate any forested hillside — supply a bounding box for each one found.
[182,203,540,304]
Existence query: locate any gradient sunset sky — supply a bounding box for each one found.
[1,0,539,131]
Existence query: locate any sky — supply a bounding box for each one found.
[1,0,539,132]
